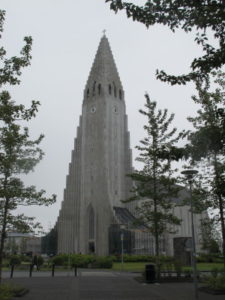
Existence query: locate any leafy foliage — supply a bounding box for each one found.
[105,0,225,84]
[51,253,93,267]
[36,256,44,266]
[186,70,225,267]
[51,254,113,269]
[9,255,21,266]
[0,283,14,300]
[197,253,223,263]
[0,10,56,282]
[204,271,225,291]
[0,283,27,300]
[92,256,113,268]
[127,94,185,255]
[70,254,94,268]
[200,218,221,254]
[51,254,66,266]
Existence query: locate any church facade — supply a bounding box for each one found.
[57,34,133,255]
[56,35,206,257]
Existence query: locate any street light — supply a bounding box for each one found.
[120,225,126,272]
[181,169,199,300]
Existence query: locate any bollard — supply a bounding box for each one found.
[10,264,14,279]
[74,266,77,277]
[29,264,33,278]
[52,263,55,277]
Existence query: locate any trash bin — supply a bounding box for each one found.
[145,264,155,283]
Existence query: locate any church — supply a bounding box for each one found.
[55,34,206,259]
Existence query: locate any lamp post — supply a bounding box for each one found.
[181,169,199,300]
[67,253,71,277]
[120,225,126,272]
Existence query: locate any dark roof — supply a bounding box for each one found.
[113,206,147,230]
[133,181,191,205]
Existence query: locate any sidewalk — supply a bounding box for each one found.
[3,271,224,300]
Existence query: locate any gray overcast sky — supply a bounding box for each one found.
[1,0,206,232]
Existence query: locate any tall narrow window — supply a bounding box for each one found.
[114,86,117,97]
[92,81,96,95]
[119,89,122,100]
[98,84,101,95]
[108,84,112,95]
[87,89,89,98]
[89,206,95,240]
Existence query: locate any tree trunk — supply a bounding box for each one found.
[152,157,161,279]
[213,153,225,268]
[218,194,225,268]
[0,196,9,283]
[153,158,159,257]
[154,198,159,257]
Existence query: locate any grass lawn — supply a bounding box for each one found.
[3,260,225,273]
[112,262,225,272]
[185,263,224,271]
[112,262,147,272]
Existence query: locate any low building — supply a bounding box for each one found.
[5,232,41,255]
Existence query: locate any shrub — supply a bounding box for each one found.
[173,260,183,275]
[2,259,9,268]
[112,254,120,262]
[51,254,96,268]
[9,255,21,266]
[51,255,66,266]
[92,256,113,269]
[19,255,31,263]
[37,256,44,266]
[0,284,28,300]
[213,256,224,263]
[114,254,174,267]
[197,253,224,263]
[204,273,225,291]
[164,259,173,271]
[71,254,94,268]
[110,255,117,262]
[0,284,14,300]
[196,254,208,263]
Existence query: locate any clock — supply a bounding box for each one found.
[90,106,96,113]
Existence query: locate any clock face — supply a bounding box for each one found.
[90,106,96,113]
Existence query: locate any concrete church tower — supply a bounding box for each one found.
[57,34,133,255]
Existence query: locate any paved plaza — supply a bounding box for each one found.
[2,270,225,300]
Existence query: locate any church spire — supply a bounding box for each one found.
[85,34,123,101]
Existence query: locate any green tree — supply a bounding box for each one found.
[127,94,184,257]
[200,218,221,254]
[105,0,225,84]
[0,10,56,282]
[186,70,225,267]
